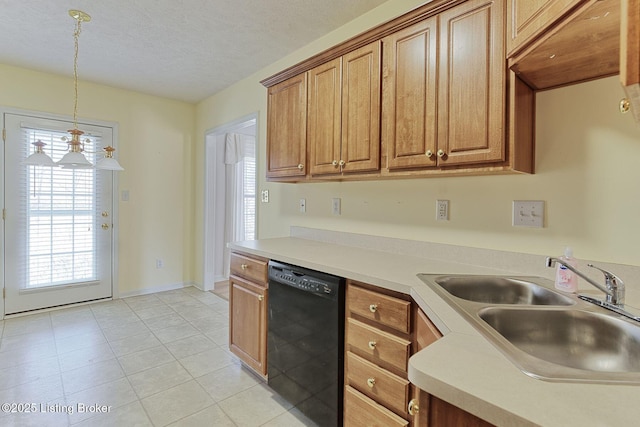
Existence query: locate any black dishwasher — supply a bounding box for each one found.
[267,260,345,427]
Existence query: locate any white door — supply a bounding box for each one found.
[3,112,114,315]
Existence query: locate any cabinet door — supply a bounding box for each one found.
[266,73,307,179]
[382,17,438,171]
[308,58,343,176]
[621,0,640,123]
[341,41,381,173]
[506,0,582,56]
[229,275,267,376]
[438,0,505,166]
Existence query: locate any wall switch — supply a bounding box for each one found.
[156,259,163,269]
[332,198,341,215]
[513,200,544,228]
[299,198,306,213]
[436,200,449,221]
[261,190,269,203]
[121,190,129,202]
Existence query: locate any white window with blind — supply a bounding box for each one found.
[3,111,116,315]
[241,139,256,241]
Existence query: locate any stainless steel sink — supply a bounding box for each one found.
[434,275,574,305]
[418,274,640,384]
[479,308,640,380]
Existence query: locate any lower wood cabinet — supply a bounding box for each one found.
[345,279,496,426]
[229,252,268,377]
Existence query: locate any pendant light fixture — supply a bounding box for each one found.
[24,9,123,171]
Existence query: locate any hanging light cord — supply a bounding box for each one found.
[72,17,82,130]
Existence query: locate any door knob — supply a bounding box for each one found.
[101,223,110,230]
[101,211,109,217]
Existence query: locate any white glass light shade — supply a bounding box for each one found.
[95,157,124,171]
[24,152,56,166]
[57,151,93,169]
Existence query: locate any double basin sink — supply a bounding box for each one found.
[417,274,640,384]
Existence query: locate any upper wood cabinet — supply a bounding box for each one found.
[621,0,640,122]
[308,41,381,177]
[266,73,307,179]
[506,0,582,56]
[382,17,438,171]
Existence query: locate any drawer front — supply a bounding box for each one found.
[346,351,410,416]
[230,252,268,285]
[348,284,411,334]
[344,386,409,427]
[347,318,410,372]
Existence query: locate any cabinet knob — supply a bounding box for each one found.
[426,150,434,158]
[437,149,445,158]
[258,295,264,302]
[408,399,420,416]
[369,304,378,313]
[367,378,376,388]
[241,264,248,270]
[332,160,338,166]
[368,340,377,350]
[101,223,110,230]
[339,160,346,167]
[297,163,304,170]
[620,98,631,114]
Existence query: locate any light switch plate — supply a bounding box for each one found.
[332,198,341,215]
[513,200,544,228]
[299,198,306,213]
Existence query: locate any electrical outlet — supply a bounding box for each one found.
[513,200,544,228]
[299,198,306,213]
[261,190,269,203]
[332,198,341,215]
[436,200,449,221]
[156,259,163,269]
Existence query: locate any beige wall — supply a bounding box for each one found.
[194,0,640,288]
[1,63,196,295]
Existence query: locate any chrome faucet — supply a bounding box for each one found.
[545,257,625,306]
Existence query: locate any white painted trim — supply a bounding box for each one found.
[203,112,258,292]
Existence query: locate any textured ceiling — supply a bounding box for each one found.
[0,0,389,103]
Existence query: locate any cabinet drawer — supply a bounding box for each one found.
[344,386,409,427]
[230,252,268,285]
[348,284,411,334]
[347,318,411,373]
[346,351,410,416]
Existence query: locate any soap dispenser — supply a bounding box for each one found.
[554,247,578,293]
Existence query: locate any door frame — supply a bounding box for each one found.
[203,112,258,292]
[1,106,121,316]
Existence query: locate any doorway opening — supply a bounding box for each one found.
[203,113,257,292]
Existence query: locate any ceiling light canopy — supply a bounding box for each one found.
[24,9,123,171]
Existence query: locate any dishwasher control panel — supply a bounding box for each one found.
[268,260,343,298]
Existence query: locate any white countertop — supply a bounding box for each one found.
[229,236,640,426]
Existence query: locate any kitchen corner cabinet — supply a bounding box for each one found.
[229,252,269,377]
[308,41,381,177]
[621,0,640,122]
[266,73,307,179]
[506,0,582,57]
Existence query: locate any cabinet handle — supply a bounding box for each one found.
[369,304,378,313]
[368,340,377,350]
[367,378,376,388]
[101,223,110,230]
[258,295,264,302]
[620,98,631,114]
[241,264,248,270]
[408,398,420,416]
[339,160,346,167]
[332,160,339,167]
[437,149,445,158]
[297,163,304,170]
[426,150,434,158]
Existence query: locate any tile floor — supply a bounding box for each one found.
[0,287,316,426]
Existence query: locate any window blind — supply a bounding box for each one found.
[20,126,101,288]
[242,140,256,241]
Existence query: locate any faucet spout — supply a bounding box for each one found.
[545,257,625,306]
